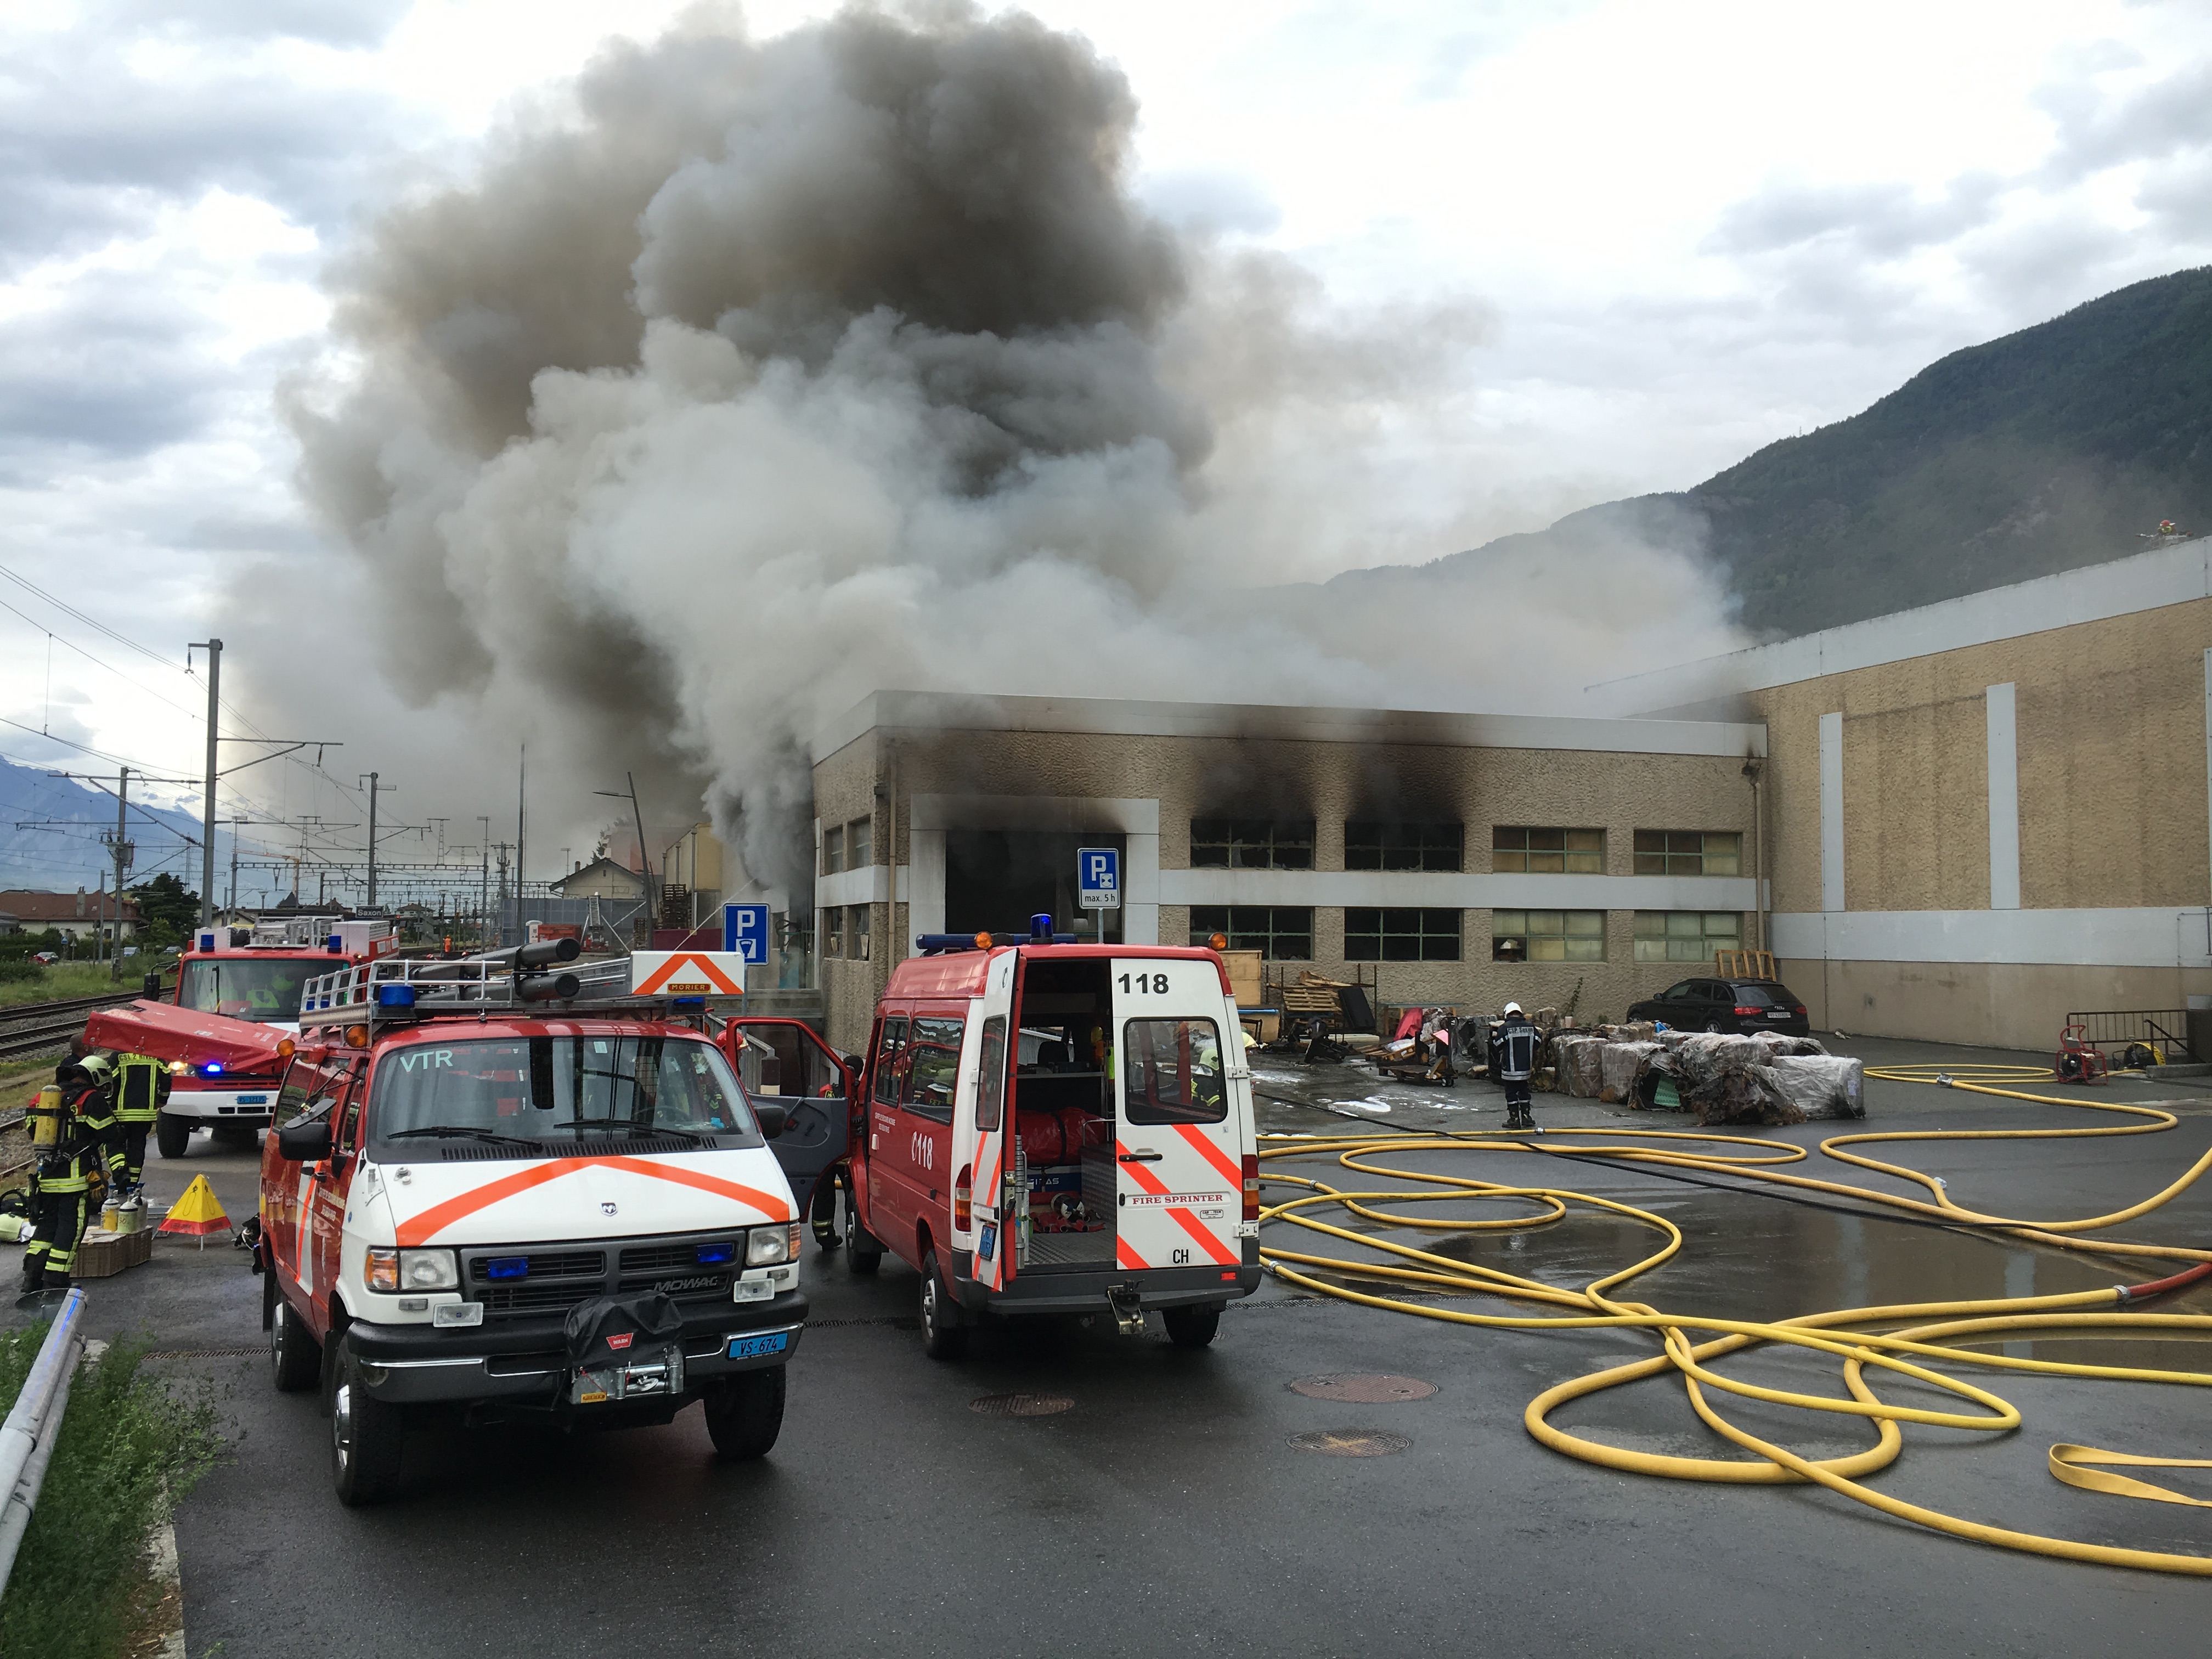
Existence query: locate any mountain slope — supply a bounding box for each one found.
[1355,265,2212,638]
[0,751,213,899]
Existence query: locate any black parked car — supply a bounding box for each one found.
[1626,977,1810,1036]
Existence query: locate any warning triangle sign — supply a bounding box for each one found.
[630,951,746,996]
[159,1174,231,1237]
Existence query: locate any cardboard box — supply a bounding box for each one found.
[73,1226,153,1278]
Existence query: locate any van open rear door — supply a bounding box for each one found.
[1108,958,1244,1272]
[723,1018,853,1242]
[970,950,1018,1291]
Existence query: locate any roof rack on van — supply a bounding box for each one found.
[295,938,691,1029]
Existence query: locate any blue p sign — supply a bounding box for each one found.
[723,903,770,963]
[1077,847,1120,909]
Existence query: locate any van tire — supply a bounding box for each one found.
[919,1250,967,1360]
[1163,1305,1221,1350]
[330,1342,404,1506]
[704,1367,786,1460]
[270,1295,320,1393]
[846,1201,883,1274]
[155,1114,190,1159]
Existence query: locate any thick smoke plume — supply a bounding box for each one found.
[290,5,1741,897]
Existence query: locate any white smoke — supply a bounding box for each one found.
[285,5,1742,896]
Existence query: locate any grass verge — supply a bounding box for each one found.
[0,1326,223,1659]
[0,963,148,1010]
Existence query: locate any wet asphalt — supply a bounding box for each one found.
[12,1039,2212,1657]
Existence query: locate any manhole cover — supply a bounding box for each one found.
[1289,1429,1410,1458]
[1290,1373,1437,1403]
[969,1393,1075,1418]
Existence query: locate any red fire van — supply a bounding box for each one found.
[843,935,1261,1358]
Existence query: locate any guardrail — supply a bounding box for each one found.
[2064,1009,2195,1062]
[0,1286,87,1595]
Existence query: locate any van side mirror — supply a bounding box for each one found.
[754,1103,788,1139]
[276,1120,332,1163]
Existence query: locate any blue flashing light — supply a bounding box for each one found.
[326,935,343,952]
[695,1242,736,1265]
[1029,912,1054,940]
[375,983,417,1009]
[669,995,706,1010]
[483,1257,528,1280]
[200,1060,224,1077]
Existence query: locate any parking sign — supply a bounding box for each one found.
[722,902,770,963]
[1077,848,1120,910]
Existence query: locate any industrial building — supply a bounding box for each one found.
[795,535,2212,1056]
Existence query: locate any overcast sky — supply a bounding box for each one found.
[1,0,2208,894]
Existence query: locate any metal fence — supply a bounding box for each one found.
[2064,1009,2194,1061]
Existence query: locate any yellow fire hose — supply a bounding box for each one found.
[1254,1065,2212,1575]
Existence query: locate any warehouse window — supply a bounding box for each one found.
[1189,819,1314,870]
[847,817,872,868]
[1633,831,1740,877]
[848,905,871,962]
[823,906,846,958]
[1492,910,1605,963]
[1493,826,1604,873]
[1633,911,1741,963]
[822,825,844,876]
[1345,822,1464,872]
[1188,906,1313,960]
[1345,907,1462,962]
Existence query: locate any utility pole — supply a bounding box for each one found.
[515,746,527,924]
[360,772,397,911]
[109,766,132,981]
[477,816,491,948]
[188,639,220,925]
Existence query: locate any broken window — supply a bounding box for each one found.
[1492,909,1605,963]
[1189,818,1314,870]
[1344,907,1462,962]
[1492,827,1604,874]
[847,817,872,868]
[1188,906,1313,960]
[1632,831,1740,877]
[822,824,844,876]
[1345,822,1464,872]
[1633,911,1741,963]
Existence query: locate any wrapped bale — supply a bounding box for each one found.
[1768,1054,1865,1119]
[1672,1032,1763,1082]
[1629,1048,1686,1110]
[1684,1061,1805,1126]
[1749,1033,1827,1059]
[1558,1036,1607,1098]
[1599,1040,1660,1104]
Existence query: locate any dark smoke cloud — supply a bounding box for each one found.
[290,4,1738,899]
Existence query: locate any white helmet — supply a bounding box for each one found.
[1502,1001,1523,1017]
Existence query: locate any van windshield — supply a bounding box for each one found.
[178,957,321,1023]
[367,1035,754,1153]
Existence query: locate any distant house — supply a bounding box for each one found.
[551,857,646,901]
[0,889,142,942]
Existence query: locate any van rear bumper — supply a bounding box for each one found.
[949,1242,1260,1317]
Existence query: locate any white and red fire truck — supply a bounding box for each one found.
[155,917,399,1158]
[90,940,808,1505]
[842,929,1262,1357]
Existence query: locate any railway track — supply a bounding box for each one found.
[0,986,158,1062]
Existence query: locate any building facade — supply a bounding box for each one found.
[810,693,1766,1053]
[1613,535,2212,1050]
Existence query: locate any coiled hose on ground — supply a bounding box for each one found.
[1255,1064,2212,1575]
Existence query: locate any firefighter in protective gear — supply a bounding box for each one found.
[1489,1002,1541,1132]
[111,1049,170,1191]
[20,1059,123,1291]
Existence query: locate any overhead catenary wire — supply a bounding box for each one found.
[1251,1067,2212,1576]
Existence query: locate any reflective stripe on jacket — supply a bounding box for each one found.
[115,1054,170,1121]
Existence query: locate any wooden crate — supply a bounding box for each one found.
[1221,949,1265,1008]
[72,1226,153,1278]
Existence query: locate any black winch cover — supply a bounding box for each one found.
[563,1292,686,1365]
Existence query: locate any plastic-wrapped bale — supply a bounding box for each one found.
[1767,1054,1865,1119]
[1558,1037,1607,1098]
[1672,1032,1763,1084]
[1622,1022,1657,1043]
[1599,1041,1660,1104]
[1629,1048,1686,1110]
[1749,1033,1827,1059]
[1683,1061,1805,1126]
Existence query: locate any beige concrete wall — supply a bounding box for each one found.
[1784,955,2212,1052]
[1754,596,2212,915]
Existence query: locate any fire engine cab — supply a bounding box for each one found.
[91,939,807,1506]
[156,917,398,1159]
[843,924,1262,1358]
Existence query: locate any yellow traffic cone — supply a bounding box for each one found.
[159,1175,230,1249]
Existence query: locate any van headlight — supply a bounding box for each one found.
[746,1227,790,1266]
[366,1247,458,1293]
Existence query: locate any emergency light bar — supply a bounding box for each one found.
[915,930,1080,954]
